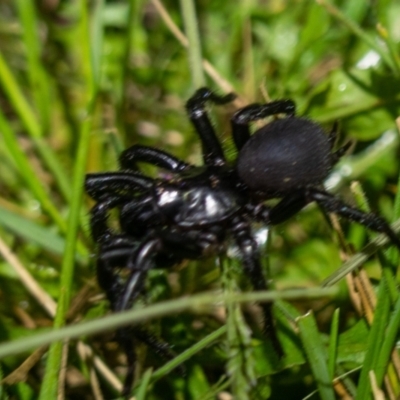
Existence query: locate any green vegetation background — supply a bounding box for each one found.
[0,0,400,399]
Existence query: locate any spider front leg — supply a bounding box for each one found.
[97,236,139,309]
[186,87,236,166]
[85,172,153,201]
[95,233,161,313]
[89,195,131,243]
[231,99,296,150]
[231,217,283,357]
[119,145,191,172]
[95,237,139,397]
[97,237,179,398]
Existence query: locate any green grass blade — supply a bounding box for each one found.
[0,288,337,360]
[355,279,391,400]
[38,114,94,400]
[38,0,100,397]
[374,293,400,387]
[15,0,51,131]
[0,110,66,232]
[0,51,71,200]
[179,0,205,88]
[223,258,255,400]
[150,326,227,382]
[297,311,335,400]
[0,205,86,261]
[328,308,340,380]
[387,119,400,265]
[322,218,400,286]
[316,0,399,76]
[134,368,153,400]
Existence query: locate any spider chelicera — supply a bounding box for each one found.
[85,88,400,396]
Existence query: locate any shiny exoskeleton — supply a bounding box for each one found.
[85,88,400,397]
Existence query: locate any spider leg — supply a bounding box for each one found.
[308,187,400,249]
[331,141,351,165]
[117,238,162,311]
[117,238,180,396]
[261,188,400,249]
[231,99,296,151]
[186,87,236,166]
[119,145,192,172]
[134,327,186,374]
[250,191,307,226]
[85,171,153,201]
[115,327,137,399]
[89,191,157,247]
[97,236,161,312]
[89,196,132,243]
[231,217,283,357]
[326,120,352,164]
[97,239,138,309]
[98,236,176,397]
[96,238,140,398]
[117,326,185,398]
[327,121,339,149]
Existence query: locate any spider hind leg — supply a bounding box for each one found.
[186,87,235,166]
[309,187,400,249]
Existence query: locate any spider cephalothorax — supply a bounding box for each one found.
[85,88,400,397]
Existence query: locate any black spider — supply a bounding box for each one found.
[85,88,400,397]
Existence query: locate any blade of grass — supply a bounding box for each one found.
[355,278,391,400]
[336,175,400,400]
[374,294,400,387]
[118,0,146,135]
[387,117,400,265]
[38,0,100,397]
[316,0,400,76]
[350,181,398,303]
[0,51,71,200]
[151,0,237,95]
[15,0,51,132]
[222,257,255,400]
[297,311,335,400]
[0,110,66,232]
[150,325,227,383]
[322,218,400,286]
[0,112,88,256]
[376,23,400,76]
[134,368,153,400]
[326,129,399,192]
[90,0,104,88]
[194,375,231,400]
[0,236,56,317]
[0,234,122,392]
[0,205,86,261]
[0,287,337,360]
[312,95,400,123]
[179,0,205,88]
[38,114,94,400]
[328,308,340,380]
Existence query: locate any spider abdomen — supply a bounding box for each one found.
[237,117,332,195]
